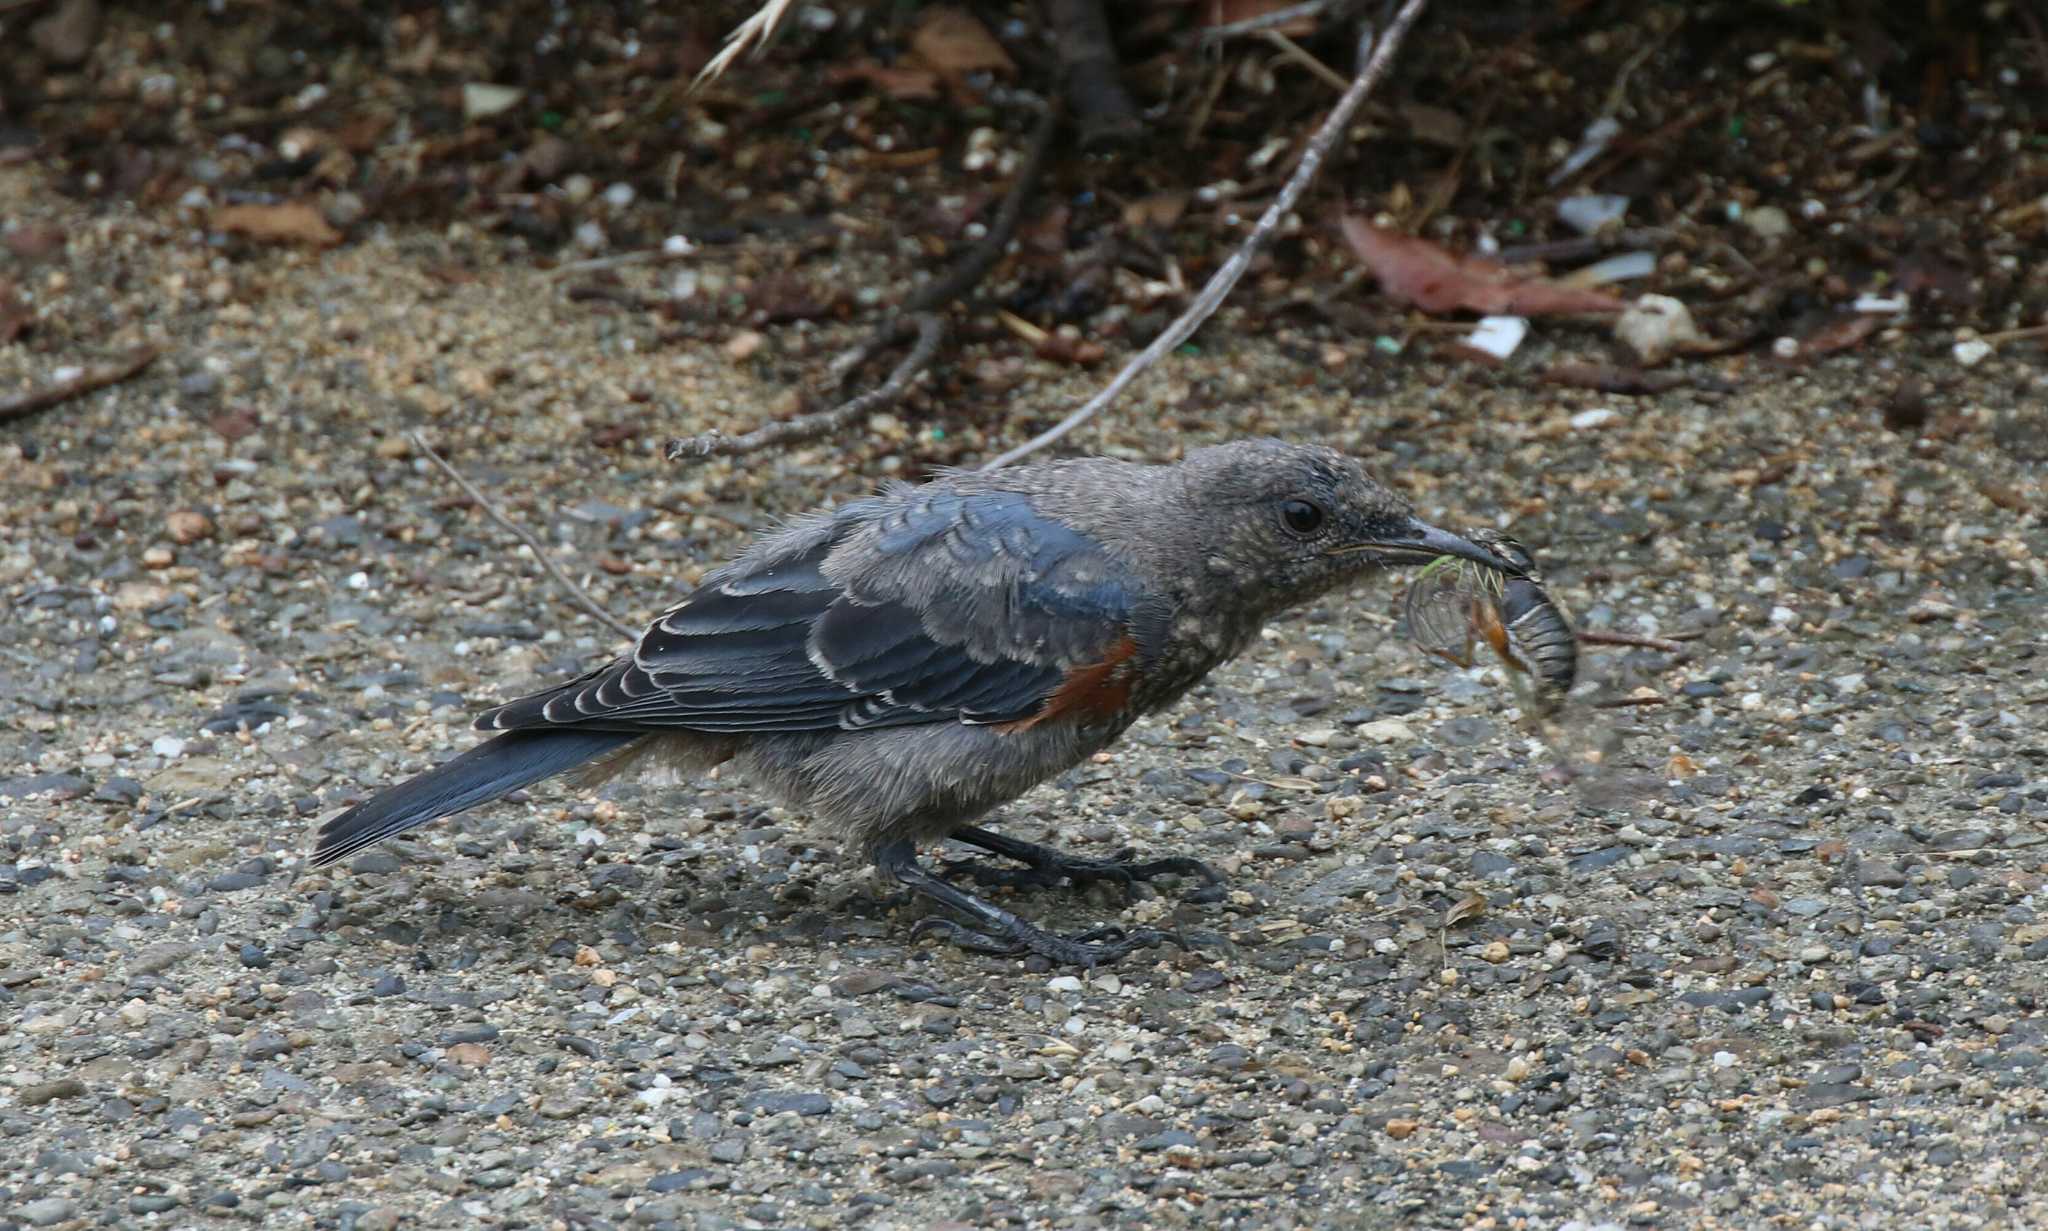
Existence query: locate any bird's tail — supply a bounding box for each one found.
[310,729,639,867]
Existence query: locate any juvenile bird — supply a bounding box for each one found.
[312,439,1519,966]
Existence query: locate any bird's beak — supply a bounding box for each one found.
[1340,519,1528,577]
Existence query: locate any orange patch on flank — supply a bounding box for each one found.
[997,636,1140,733]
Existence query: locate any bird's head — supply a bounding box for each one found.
[1171,438,1519,612]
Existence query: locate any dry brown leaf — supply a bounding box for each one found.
[1442,892,1488,928]
[208,408,260,441]
[5,223,66,262]
[1035,334,1106,366]
[1340,217,1625,317]
[211,202,343,248]
[829,60,943,100]
[909,8,1015,78]
[1798,312,1883,357]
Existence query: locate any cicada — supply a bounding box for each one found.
[1403,530,1577,716]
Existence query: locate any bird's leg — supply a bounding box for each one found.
[876,840,1179,968]
[944,825,1223,900]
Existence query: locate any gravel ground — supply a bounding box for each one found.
[4,151,2048,1231]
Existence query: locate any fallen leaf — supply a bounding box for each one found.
[209,408,260,440]
[1442,892,1487,928]
[1034,333,1106,366]
[211,202,343,248]
[1798,312,1882,357]
[909,8,1015,78]
[5,223,66,262]
[828,59,943,101]
[1341,218,1625,316]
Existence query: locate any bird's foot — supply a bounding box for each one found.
[946,827,1223,900]
[910,918,1179,968]
[878,839,1199,969]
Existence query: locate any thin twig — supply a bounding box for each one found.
[1262,30,1352,94]
[1982,323,2048,346]
[1184,55,1235,146]
[1577,629,1689,653]
[0,347,161,424]
[826,102,1059,386]
[664,104,1057,469]
[564,284,667,311]
[1195,0,1331,44]
[1592,694,1666,709]
[895,104,1061,315]
[409,433,638,641]
[666,313,944,461]
[544,244,694,281]
[982,0,1432,470]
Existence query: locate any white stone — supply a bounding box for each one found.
[1465,315,1527,361]
[463,83,523,122]
[1614,294,1704,363]
[1953,338,1992,367]
[1356,719,1414,744]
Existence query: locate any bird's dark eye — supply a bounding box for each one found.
[1279,499,1326,536]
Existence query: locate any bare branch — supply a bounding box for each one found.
[663,103,1058,467]
[666,312,945,461]
[409,432,639,642]
[1262,30,1352,94]
[981,0,1432,470]
[0,347,161,424]
[544,243,695,281]
[893,101,1061,319]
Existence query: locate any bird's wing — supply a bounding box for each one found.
[477,489,1145,735]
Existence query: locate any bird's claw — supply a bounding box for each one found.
[910,917,1181,967]
[945,858,1072,893]
[945,849,1222,901]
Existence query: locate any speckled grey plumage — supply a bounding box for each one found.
[312,439,1517,963]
